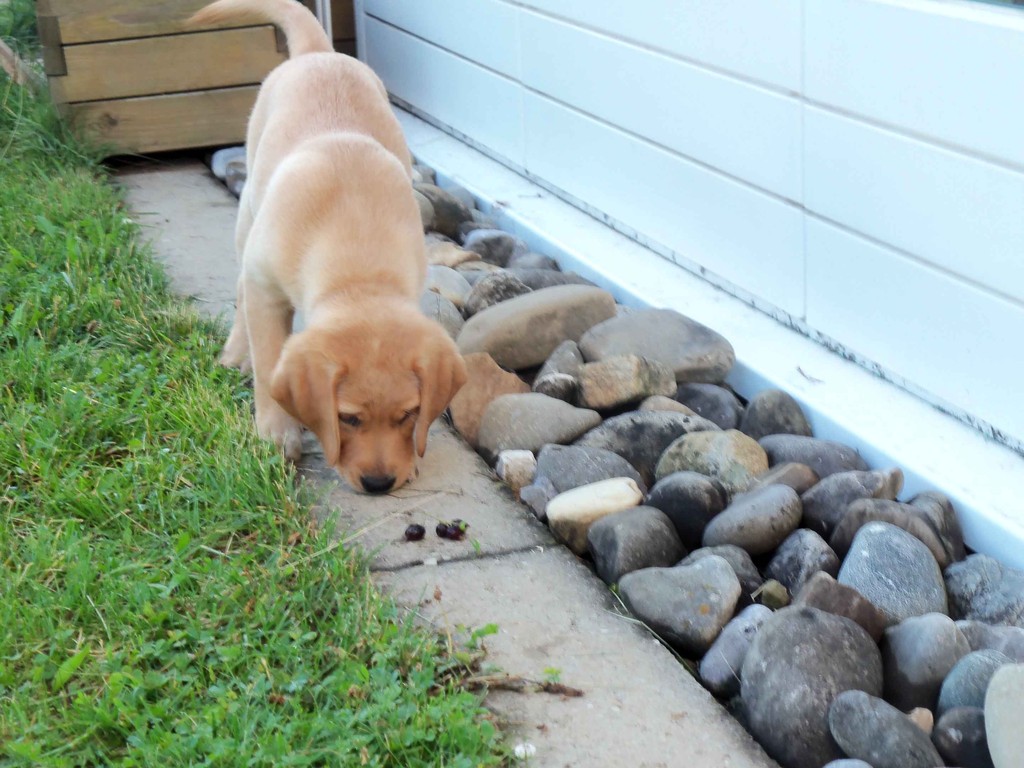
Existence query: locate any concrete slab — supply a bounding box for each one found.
[298,423,555,571]
[377,547,776,768]
[118,156,780,768]
[117,159,239,322]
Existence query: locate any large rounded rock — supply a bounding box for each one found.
[800,468,904,537]
[946,554,1024,629]
[448,353,530,447]
[739,389,812,441]
[645,471,727,551]
[619,556,741,657]
[462,272,532,317]
[881,612,971,711]
[575,410,718,486]
[699,604,773,698]
[680,545,764,605]
[587,505,686,585]
[674,383,744,429]
[655,429,768,496]
[938,649,1013,716]
[764,528,840,595]
[579,355,676,410]
[759,435,869,478]
[578,308,735,383]
[457,285,617,370]
[546,477,644,555]
[934,707,994,768]
[534,443,646,495]
[985,663,1024,768]
[741,606,884,768]
[476,393,600,462]
[702,484,802,556]
[838,522,947,626]
[828,689,945,768]
[830,497,960,568]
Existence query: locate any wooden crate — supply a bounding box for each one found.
[37,0,288,156]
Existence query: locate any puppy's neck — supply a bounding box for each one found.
[307,292,416,328]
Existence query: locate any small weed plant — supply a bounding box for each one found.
[0,56,504,768]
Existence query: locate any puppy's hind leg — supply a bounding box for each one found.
[220,276,252,373]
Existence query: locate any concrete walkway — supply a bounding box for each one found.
[118,158,778,768]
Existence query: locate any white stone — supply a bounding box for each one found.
[495,449,537,494]
[985,662,1024,768]
[546,477,643,555]
[210,145,245,180]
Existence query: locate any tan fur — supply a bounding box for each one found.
[188,0,466,494]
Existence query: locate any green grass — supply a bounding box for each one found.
[0,67,504,767]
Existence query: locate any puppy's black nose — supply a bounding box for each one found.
[361,474,396,494]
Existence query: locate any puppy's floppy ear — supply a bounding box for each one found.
[412,331,468,458]
[270,331,346,465]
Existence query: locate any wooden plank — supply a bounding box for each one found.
[37,0,246,44]
[332,0,356,40]
[68,86,259,156]
[50,27,284,103]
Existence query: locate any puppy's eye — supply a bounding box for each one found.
[340,414,362,428]
[400,409,419,424]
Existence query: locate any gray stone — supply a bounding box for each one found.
[411,163,436,184]
[457,285,617,371]
[619,556,741,657]
[507,251,559,271]
[750,462,820,495]
[831,498,955,568]
[702,484,802,556]
[793,571,889,643]
[507,268,596,290]
[224,157,246,197]
[938,650,1013,717]
[675,383,744,429]
[457,211,499,242]
[759,434,869,478]
[536,339,584,379]
[910,491,966,564]
[579,308,736,384]
[946,555,1024,629]
[828,689,945,768]
[933,707,994,768]
[741,606,883,768]
[532,372,579,404]
[882,613,972,711]
[587,506,686,585]
[656,429,769,496]
[209,145,246,179]
[699,604,773,699]
[476,393,601,463]
[579,355,676,410]
[985,663,1024,768]
[418,291,465,340]
[957,620,1024,662]
[462,272,532,317]
[534,443,647,496]
[547,477,644,555]
[801,468,905,537]
[838,522,948,626]
[821,761,874,768]
[443,183,476,211]
[739,389,813,441]
[520,475,557,522]
[462,228,528,267]
[646,471,727,551]
[426,264,473,308]
[764,529,840,595]
[679,546,764,606]
[414,183,475,239]
[575,410,719,486]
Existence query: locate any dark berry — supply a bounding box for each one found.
[435,522,450,538]
[404,524,426,541]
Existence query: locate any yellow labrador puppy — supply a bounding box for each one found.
[189,0,466,494]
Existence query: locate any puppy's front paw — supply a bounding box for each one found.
[219,343,252,373]
[256,409,304,462]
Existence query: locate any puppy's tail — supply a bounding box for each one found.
[188,0,332,58]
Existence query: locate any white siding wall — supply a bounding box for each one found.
[360,0,1024,448]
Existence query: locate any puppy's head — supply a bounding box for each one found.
[270,309,466,493]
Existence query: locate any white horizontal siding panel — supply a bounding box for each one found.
[363,19,524,165]
[806,219,1024,444]
[363,0,520,76]
[524,93,805,316]
[516,0,801,92]
[805,0,1024,168]
[519,11,803,202]
[805,107,1024,304]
